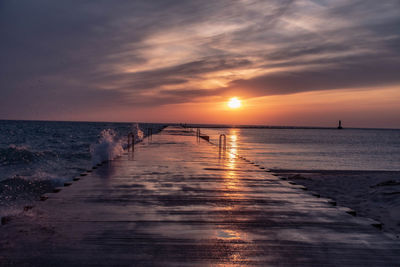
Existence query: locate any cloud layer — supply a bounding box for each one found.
[0,0,399,120]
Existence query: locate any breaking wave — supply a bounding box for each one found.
[130,123,144,144]
[90,129,124,165]
[89,123,145,165]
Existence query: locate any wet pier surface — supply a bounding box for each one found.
[1,127,400,266]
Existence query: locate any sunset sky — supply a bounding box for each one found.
[1,0,399,128]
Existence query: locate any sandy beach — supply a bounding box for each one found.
[273,170,400,238]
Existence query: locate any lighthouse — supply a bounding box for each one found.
[337,120,343,129]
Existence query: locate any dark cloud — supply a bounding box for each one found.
[229,56,400,97]
[101,56,253,91]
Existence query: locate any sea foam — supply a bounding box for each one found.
[129,123,144,145]
[90,124,144,165]
[90,129,124,165]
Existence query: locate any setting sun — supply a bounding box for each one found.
[227,97,241,109]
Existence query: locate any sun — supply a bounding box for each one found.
[227,97,241,109]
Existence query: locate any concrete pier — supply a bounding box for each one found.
[1,127,399,266]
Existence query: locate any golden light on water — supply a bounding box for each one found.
[227,97,241,109]
[216,128,250,255]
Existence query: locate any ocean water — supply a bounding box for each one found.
[0,120,163,216]
[203,127,400,171]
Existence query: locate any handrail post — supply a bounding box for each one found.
[196,128,200,142]
[146,128,153,141]
[127,132,135,152]
[224,135,226,150]
[219,134,226,151]
[128,133,131,151]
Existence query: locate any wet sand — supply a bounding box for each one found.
[273,170,400,237]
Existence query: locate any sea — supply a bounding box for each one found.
[1,120,400,217]
[0,120,164,217]
[203,127,400,171]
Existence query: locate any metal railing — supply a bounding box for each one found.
[147,128,153,141]
[219,134,226,151]
[196,128,201,143]
[127,133,135,152]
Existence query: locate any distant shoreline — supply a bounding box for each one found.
[183,123,400,131]
[186,125,400,131]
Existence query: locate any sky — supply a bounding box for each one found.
[1,0,399,128]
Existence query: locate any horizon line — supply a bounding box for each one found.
[1,119,399,131]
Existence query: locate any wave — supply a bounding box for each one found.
[90,129,124,165]
[0,145,55,166]
[0,175,58,218]
[0,176,56,201]
[89,123,145,165]
[130,123,144,145]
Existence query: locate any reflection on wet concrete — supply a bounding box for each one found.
[217,128,250,264]
[1,127,400,266]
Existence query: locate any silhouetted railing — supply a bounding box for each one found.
[219,134,226,151]
[147,128,153,141]
[127,133,135,152]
